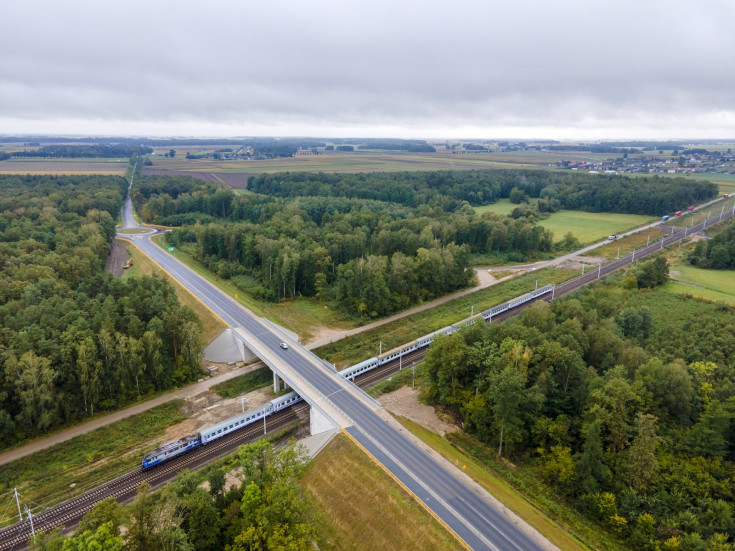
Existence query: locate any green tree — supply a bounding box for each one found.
[62,521,123,551]
[7,350,56,431]
[626,413,660,493]
[576,419,610,494]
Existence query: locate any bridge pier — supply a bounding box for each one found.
[272,372,290,393]
[310,406,338,435]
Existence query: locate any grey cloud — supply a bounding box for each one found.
[1,0,734,137]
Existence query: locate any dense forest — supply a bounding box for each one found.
[423,263,735,549]
[248,169,717,215]
[0,175,203,445]
[12,145,153,158]
[688,221,735,269]
[131,170,717,317]
[30,440,321,551]
[132,176,557,316]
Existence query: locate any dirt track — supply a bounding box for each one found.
[105,240,130,277]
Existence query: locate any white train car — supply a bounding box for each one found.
[199,402,272,444]
[340,357,380,380]
[270,391,302,412]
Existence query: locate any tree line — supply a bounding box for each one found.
[248,169,718,215]
[423,264,735,549]
[30,440,321,551]
[0,175,203,445]
[688,221,735,269]
[12,145,153,158]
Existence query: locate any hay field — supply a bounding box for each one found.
[0,158,128,175]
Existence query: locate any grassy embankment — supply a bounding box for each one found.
[301,434,464,551]
[314,267,575,369]
[0,402,186,525]
[582,227,665,259]
[120,239,226,344]
[151,235,355,343]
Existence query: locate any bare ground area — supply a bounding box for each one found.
[105,240,130,277]
[555,255,606,271]
[162,386,275,442]
[378,386,458,437]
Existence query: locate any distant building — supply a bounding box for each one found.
[294,148,318,156]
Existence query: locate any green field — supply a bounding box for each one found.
[665,264,735,305]
[474,201,655,244]
[538,210,654,243]
[473,198,517,216]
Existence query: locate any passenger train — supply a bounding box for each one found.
[142,283,553,469]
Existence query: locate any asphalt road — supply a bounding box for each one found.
[122,222,546,549]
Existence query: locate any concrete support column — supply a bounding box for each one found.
[273,372,281,393]
[310,406,338,435]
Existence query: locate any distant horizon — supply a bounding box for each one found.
[2,133,735,144]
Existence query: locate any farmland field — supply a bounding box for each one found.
[538,210,654,243]
[0,158,128,175]
[141,149,576,177]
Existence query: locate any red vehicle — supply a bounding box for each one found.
[724,194,730,198]
[688,206,695,212]
[675,211,683,216]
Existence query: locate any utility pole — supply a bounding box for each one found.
[471,305,474,317]
[399,353,402,371]
[241,397,247,413]
[598,263,602,278]
[263,415,267,435]
[581,263,585,275]
[632,249,635,262]
[412,362,416,390]
[661,237,664,249]
[647,235,650,247]
[551,283,555,300]
[535,279,538,290]
[379,341,382,355]
[617,246,620,259]
[13,488,22,523]
[24,505,34,542]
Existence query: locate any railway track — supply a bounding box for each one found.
[3,205,731,550]
[0,404,309,551]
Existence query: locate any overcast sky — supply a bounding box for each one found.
[1,0,734,140]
